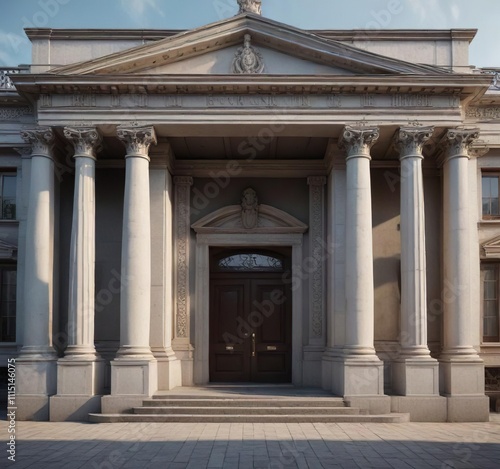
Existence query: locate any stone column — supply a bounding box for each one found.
[440,128,488,421]
[390,127,445,419]
[305,177,327,385]
[335,126,385,403]
[50,127,104,421]
[108,126,157,403]
[172,176,194,385]
[16,127,58,420]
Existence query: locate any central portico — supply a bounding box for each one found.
[8,0,492,422]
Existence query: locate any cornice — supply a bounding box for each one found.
[24,28,477,43]
[11,73,493,99]
[24,28,183,41]
[314,29,477,43]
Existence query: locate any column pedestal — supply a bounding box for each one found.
[50,359,105,421]
[16,360,57,421]
[153,348,182,391]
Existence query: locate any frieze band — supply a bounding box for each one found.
[39,93,458,112]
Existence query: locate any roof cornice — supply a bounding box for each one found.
[24,28,477,43]
[10,73,493,101]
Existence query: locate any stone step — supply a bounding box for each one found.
[143,398,346,408]
[133,406,360,415]
[151,393,333,400]
[89,413,410,424]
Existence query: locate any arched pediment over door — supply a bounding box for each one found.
[191,204,308,235]
[190,191,308,386]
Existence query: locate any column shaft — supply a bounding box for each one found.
[16,127,57,420]
[20,128,57,358]
[116,126,157,358]
[397,127,434,357]
[340,126,379,355]
[443,130,481,357]
[64,127,101,357]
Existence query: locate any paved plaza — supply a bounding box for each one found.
[2,414,500,469]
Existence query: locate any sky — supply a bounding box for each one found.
[0,0,499,68]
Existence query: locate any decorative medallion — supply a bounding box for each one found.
[237,0,262,15]
[232,34,265,74]
[241,187,259,229]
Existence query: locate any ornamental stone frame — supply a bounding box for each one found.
[191,203,308,386]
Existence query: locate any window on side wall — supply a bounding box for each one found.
[481,263,500,343]
[0,265,16,342]
[0,173,16,220]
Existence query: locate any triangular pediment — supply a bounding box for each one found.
[482,235,500,258]
[49,13,449,77]
[192,204,307,235]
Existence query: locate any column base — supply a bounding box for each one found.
[15,358,58,421]
[439,358,485,395]
[303,345,324,387]
[14,395,50,421]
[49,395,102,422]
[446,396,490,422]
[157,355,182,391]
[56,358,105,395]
[173,342,194,386]
[391,396,447,422]
[392,357,439,396]
[110,358,157,396]
[322,350,335,392]
[331,355,385,397]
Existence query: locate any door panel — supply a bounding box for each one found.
[209,274,292,383]
[209,280,251,382]
[251,279,291,382]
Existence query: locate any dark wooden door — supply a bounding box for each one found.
[209,253,292,383]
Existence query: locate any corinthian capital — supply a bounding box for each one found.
[64,127,102,158]
[117,125,157,157]
[395,126,434,159]
[20,127,55,157]
[339,125,379,158]
[446,128,480,159]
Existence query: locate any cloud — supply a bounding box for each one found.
[120,0,165,25]
[407,0,450,27]
[451,3,460,21]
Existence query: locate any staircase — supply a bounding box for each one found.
[89,386,409,423]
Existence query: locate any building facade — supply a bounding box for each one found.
[1,1,499,422]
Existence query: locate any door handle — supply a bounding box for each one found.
[252,333,256,357]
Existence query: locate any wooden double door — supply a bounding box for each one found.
[209,250,292,383]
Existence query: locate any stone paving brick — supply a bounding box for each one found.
[1,416,500,468]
